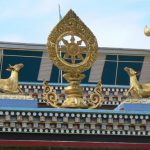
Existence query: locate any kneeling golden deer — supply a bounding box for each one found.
[124,67,150,98]
[0,63,24,94]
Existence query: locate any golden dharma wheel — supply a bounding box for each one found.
[47,9,98,73]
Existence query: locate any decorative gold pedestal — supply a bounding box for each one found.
[43,80,104,109]
[62,73,88,108]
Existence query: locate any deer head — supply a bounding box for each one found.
[6,63,24,72]
[124,67,138,77]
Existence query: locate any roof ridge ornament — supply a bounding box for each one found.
[144,25,150,36]
[46,9,103,108]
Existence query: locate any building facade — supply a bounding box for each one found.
[0,41,150,149]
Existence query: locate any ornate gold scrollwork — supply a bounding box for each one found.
[42,81,60,108]
[88,81,104,109]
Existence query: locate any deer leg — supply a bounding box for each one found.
[126,86,134,96]
[18,87,24,94]
[137,88,143,98]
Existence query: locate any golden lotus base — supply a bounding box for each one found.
[62,97,88,108]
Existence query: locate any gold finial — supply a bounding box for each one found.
[144,25,150,36]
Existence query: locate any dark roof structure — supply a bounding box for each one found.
[0,41,150,85]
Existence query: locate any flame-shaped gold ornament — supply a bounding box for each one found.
[47,9,102,108]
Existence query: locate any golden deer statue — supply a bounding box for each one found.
[124,67,150,98]
[0,63,24,94]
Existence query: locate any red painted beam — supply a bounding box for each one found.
[0,140,150,149]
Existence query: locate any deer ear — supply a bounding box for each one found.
[6,68,12,71]
[6,67,14,71]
